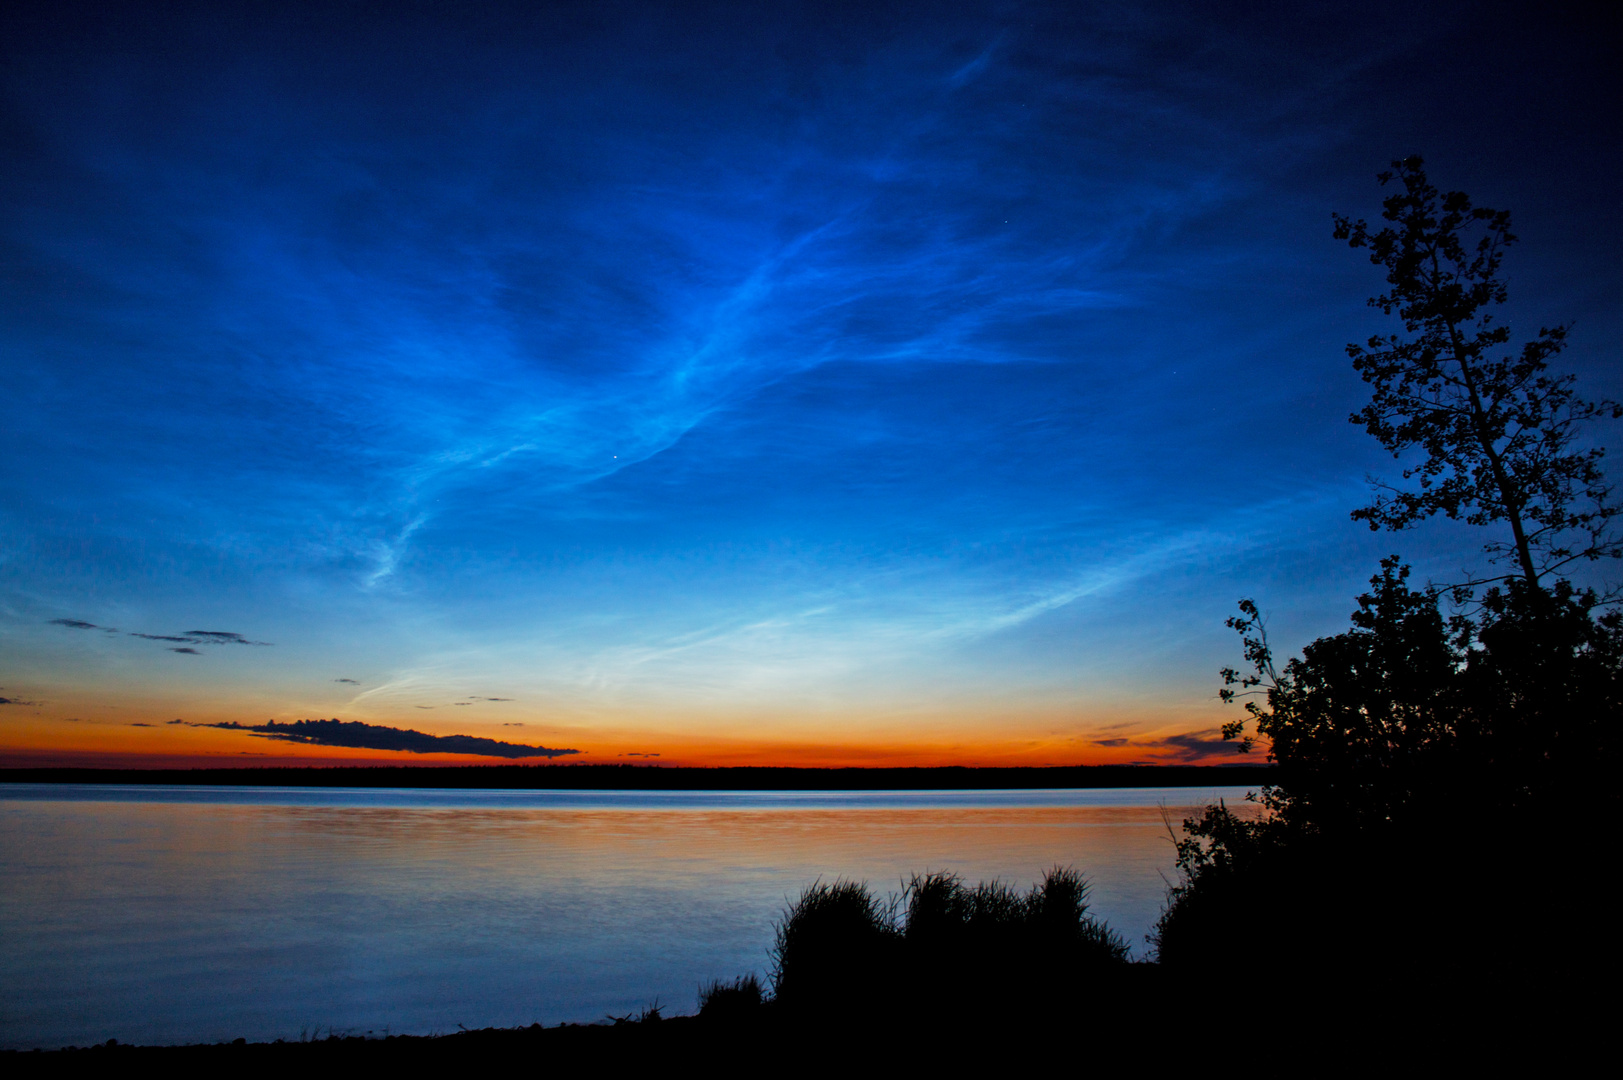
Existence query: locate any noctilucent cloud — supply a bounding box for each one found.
[3,2,1619,767]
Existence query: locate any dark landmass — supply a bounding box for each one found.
[4,975,1593,1067]
[0,763,1271,790]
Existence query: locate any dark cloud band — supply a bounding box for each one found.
[184,631,269,645]
[200,718,579,759]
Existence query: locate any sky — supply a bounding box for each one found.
[2,1,1620,768]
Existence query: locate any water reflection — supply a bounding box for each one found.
[0,786,1255,1048]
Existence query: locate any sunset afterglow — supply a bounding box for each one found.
[3,4,1618,770]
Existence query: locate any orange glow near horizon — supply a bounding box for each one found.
[0,720,1248,771]
[0,679,1249,771]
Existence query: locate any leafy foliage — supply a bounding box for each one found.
[1163,560,1623,968]
[1156,161,1623,975]
[1334,156,1621,585]
[1219,557,1459,831]
[1225,560,1617,800]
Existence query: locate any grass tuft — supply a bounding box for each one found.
[697,974,764,1020]
[769,878,901,1010]
[754,866,1129,1018]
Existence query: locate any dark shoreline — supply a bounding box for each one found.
[0,763,1271,790]
[7,976,1585,1065]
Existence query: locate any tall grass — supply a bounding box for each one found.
[769,879,901,1009]
[697,974,764,1020]
[763,867,1128,1016]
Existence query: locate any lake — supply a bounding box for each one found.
[0,784,1256,1049]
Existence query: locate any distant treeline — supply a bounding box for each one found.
[0,763,1271,790]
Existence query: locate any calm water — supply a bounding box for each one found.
[0,784,1255,1049]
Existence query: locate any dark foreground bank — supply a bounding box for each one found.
[5,972,1598,1068]
[0,763,1271,790]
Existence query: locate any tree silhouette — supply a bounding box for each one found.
[1334,156,1621,587]
[1156,161,1623,980]
[1214,557,1619,827]
[1217,558,1457,830]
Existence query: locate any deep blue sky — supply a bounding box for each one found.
[3,1,1619,765]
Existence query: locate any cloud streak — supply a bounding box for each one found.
[63,624,276,652]
[198,718,578,759]
[182,631,270,645]
[1100,729,1246,765]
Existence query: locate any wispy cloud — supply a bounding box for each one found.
[181,631,270,645]
[547,512,1276,703]
[126,629,273,650]
[946,35,1002,88]
[1103,729,1244,764]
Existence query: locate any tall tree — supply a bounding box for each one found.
[1334,156,1621,588]
[1156,160,1623,978]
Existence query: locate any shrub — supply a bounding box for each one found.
[768,879,900,1011]
[903,867,1127,996]
[697,974,764,1020]
[767,868,1127,1016]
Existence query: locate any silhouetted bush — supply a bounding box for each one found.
[903,868,1126,987]
[697,974,764,1021]
[766,868,1127,1017]
[1156,567,1623,979]
[769,879,901,1012]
